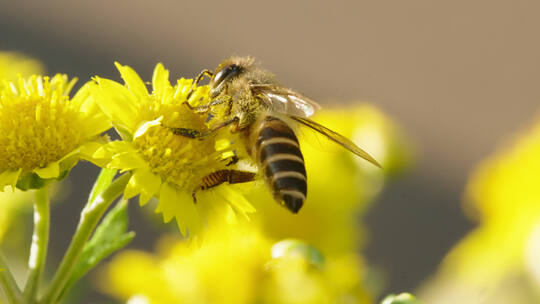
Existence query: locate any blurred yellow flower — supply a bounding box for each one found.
[0,74,110,190]
[98,221,371,304]
[92,63,255,235]
[249,105,411,256]
[419,120,540,303]
[0,51,44,82]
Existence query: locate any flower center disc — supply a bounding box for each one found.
[133,109,224,191]
[0,95,82,171]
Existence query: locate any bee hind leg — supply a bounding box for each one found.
[191,169,257,203]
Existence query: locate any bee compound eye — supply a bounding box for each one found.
[211,64,242,89]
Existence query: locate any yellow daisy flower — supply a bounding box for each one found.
[92,63,255,235]
[0,74,111,190]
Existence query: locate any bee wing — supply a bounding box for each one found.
[291,116,382,168]
[251,84,321,118]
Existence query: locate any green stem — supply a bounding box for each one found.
[0,250,22,304]
[23,186,49,303]
[39,173,130,304]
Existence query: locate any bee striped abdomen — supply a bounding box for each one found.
[255,116,307,213]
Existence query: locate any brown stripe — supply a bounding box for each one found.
[272,171,306,181]
[256,120,298,147]
[259,140,303,163]
[279,189,306,201]
[274,176,307,195]
[264,159,306,179]
[259,137,300,149]
[262,154,304,169]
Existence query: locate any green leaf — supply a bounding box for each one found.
[88,168,117,204]
[60,199,135,298]
[381,293,421,304]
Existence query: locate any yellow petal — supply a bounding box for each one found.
[124,174,142,200]
[137,169,162,206]
[156,184,177,223]
[173,78,194,101]
[195,190,238,225]
[157,184,201,236]
[151,63,170,97]
[34,161,60,179]
[79,141,106,163]
[114,62,149,100]
[72,83,112,136]
[133,117,163,140]
[124,168,161,205]
[223,204,238,224]
[109,151,146,171]
[94,77,139,133]
[81,111,112,138]
[0,169,21,189]
[215,185,256,217]
[175,191,202,236]
[55,146,80,164]
[93,141,136,160]
[70,80,92,107]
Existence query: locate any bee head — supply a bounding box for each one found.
[209,57,254,98]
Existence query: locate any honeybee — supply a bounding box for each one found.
[172,56,380,213]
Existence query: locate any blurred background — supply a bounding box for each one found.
[1,0,540,302]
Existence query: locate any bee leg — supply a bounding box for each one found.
[169,127,203,138]
[183,95,231,114]
[225,96,234,116]
[195,69,214,85]
[186,69,214,101]
[226,170,257,185]
[168,117,239,139]
[192,170,257,203]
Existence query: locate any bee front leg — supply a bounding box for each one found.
[185,69,214,101]
[168,116,240,139]
[183,95,231,114]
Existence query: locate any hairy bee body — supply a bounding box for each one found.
[177,56,380,213]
